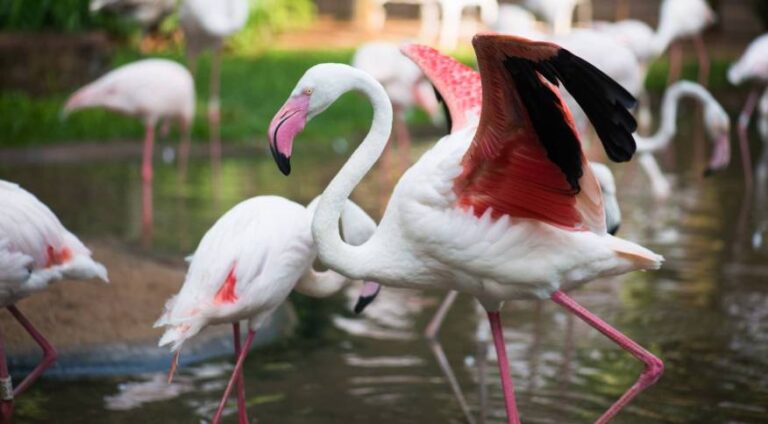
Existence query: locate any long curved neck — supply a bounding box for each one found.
[635,82,710,153]
[312,70,392,279]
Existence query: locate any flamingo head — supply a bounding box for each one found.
[703,101,732,175]
[269,64,376,175]
[353,281,381,314]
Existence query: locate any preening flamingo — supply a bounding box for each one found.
[0,180,108,424]
[633,81,731,200]
[352,42,441,171]
[155,195,379,424]
[728,33,768,190]
[63,59,195,183]
[180,0,249,160]
[268,35,664,423]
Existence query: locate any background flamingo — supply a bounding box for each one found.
[352,41,442,172]
[155,195,379,424]
[0,180,108,423]
[268,35,664,423]
[633,81,731,199]
[180,0,249,162]
[728,33,768,190]
[655,0,716,86]
[525,0,592,35]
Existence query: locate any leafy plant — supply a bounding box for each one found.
[0,0,134,35]
[229,0,316,55]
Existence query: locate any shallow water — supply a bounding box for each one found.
[1,115,768,423]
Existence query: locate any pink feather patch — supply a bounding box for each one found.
[214,266,238,304]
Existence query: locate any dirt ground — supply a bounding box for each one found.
[1,240,188,356]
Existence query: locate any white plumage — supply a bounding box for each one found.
[728,34,768,86]
[180,0,250,57]
[0,180,108,306]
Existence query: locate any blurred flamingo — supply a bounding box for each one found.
[352,42,442,173]
[268,35,664,423]
[0,180,108,424]
[180,0,249,162]
[728,33,768,190]
[155,195,380,424]
[633,81,731,199]
[656,0,716,86]
[525,0,592,35]
[63,59,195,241]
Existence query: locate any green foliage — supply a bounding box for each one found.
[0,0,134,35]
[0,49,377,147]
[229,0,316,55]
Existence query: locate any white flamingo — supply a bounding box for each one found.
[63,59,195,183]
[728,33,768,189]
[155,195,379,424]
[268,35,664,423]
[352,42,441,170]
[180,0,249,159]
[656,0,716,86]
[525,0,592,35]
[633,81,731,200]
[0,180,108,423]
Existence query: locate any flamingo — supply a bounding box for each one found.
[656,0,716,86]
[728,33,768,190]
[352,42,441,172]
[0,180,108,424]
[180,0,249,162]
[268,34,664,423]
[632,80,731,199]
[155,195,380,424]
[63,59,195,183]
[524,0,592,36]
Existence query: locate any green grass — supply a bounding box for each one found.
[0,47,736,148]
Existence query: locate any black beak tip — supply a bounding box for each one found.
[270,144,291,176]
[353,289,381,314]
[608,223,620,236]
[703,167,715,177]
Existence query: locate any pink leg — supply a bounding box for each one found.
[177,121,191,182]
[424,291,458,340]
[0,324,13,424]
[667,42,683,86]
[551,291,664,424]
[212,330,255,424]
[141,123,155,184]
[694,35,710,87]
[738,90,758,191]
[6,306,58,397]
[232,323,248,424]
[487,311,521,424]
[141,179,153,249]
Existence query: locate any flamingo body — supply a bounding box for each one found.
[728,34,768,85]
[655,0,715,50]
[0,180,108,306]
[180,0,249,56]
[63,59,195,126]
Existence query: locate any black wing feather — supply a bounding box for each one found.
[433,85,453,135]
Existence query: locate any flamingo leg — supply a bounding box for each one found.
[550,291,663,424]
[141,123,156,184]
[424,291,458,340]
[177,120,192,182]
[423,292,475,424]
[0,323,13,424]
[694,35,710,86]
[212,330,255,424]
[6,306,57,397]
[209,47,222,174]
[738,89,759,191]
[232,322,248,424]
[667,42,683,85]
[486,311,521,424]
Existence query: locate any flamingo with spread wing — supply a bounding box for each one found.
[268,35,664,423]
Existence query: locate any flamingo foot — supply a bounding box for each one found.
[551,291,663,424]
[7,306,58,397]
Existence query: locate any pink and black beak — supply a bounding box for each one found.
[704,133,731,176]
[353,281,381,314]
[268,95,310,176]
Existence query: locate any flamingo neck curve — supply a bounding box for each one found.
[312,68,393,279]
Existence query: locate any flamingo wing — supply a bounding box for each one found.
[0,239,33,283]
[400,44,482,133]
[455,34,637,232]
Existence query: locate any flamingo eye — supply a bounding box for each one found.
[303,87,314,95]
